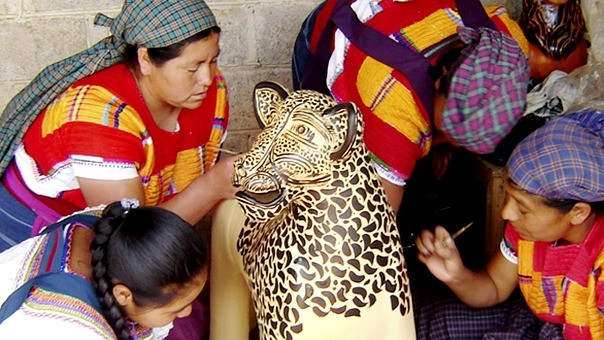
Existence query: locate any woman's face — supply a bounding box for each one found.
[433,92,459,147]
[501,179,572,243]
[142,31,220,110]
[124,269,208,328]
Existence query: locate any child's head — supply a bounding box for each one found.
[90,201,209,339]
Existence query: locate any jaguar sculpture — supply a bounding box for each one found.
[210,81,415,339]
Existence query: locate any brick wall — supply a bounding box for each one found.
[0,0,520,151]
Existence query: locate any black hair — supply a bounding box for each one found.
[544,198,604,214]
[123,26,222,70]
[507,175,604,214]
[429,46,463,95]
[90,202,208,340]
[543,197,580,213]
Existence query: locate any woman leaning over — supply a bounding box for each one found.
[0,200,209,339]
[0,0,238,251]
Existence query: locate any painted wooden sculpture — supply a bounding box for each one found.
[521,0,588,81]
[210,81,415,339]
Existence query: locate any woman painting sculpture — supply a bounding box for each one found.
[0,0,239,251]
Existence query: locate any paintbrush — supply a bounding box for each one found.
[402,222,474,249]
[207,146,241,155]
[443,221,474,246]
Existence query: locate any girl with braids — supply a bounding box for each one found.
[0,200,209,339]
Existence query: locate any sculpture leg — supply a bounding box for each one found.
[210,199,255,340]
[259,287,416,339]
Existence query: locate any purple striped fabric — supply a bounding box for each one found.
[413,286,564,339]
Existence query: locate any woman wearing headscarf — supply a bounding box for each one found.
[292,0,531,214]
[416,109,604,339]
[0,0,237,251]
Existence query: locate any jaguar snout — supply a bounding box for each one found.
[232,165,248,187]
[235,171,284,206]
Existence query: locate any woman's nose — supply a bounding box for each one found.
[196,66,213,87]
[500,198,516,222]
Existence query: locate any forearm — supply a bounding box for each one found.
[443,267,505,307]
[159,174,223,225]
[159,156,240,225]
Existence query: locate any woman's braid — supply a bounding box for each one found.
[90,202,131,340]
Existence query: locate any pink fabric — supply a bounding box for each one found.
[2,164,61,235]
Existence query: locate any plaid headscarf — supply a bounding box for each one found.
[0,0,217,175]
[506,109,604,202]
[440,26,530,154]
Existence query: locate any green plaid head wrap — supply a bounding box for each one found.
[0,0,217,175]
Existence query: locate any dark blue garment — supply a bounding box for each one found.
[0,183,35,252]
[291,2,324,91]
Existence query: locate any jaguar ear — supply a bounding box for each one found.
[253,81,290,129]
[322,102,359,160]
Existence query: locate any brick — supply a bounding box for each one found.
[255,2,320,66]
[24,0,122,14]
[222,67,292,133]
[212,5,253,67]
[0,17,88,80]
[0,0,19,16]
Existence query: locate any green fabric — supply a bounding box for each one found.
[0,0,217,175]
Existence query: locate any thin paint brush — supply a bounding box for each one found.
[207,146,241,155]
[443,222,474,246]
[402,222,474,249]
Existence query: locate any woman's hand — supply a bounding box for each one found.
[207,155,243,200]
[416,226,466,284]
[416,226,519,307]
[132,153,244,225]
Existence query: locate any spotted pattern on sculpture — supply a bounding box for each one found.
[232,81,411,339]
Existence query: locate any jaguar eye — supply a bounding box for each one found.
[295,125,315,140]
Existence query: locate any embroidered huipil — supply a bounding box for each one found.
[501,214,604,339]
[308,0,528,182]
[0,209,158,339]
[14,63,228,214]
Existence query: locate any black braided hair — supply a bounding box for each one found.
[90,202,208,339]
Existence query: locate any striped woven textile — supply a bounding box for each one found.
[16,64,228,211]
[502,213,604,339]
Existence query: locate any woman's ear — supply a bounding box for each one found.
[112,283,134,307]
[569,202,592,225]
[137,47,152,76]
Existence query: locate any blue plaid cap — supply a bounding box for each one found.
[506,109,604,202]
